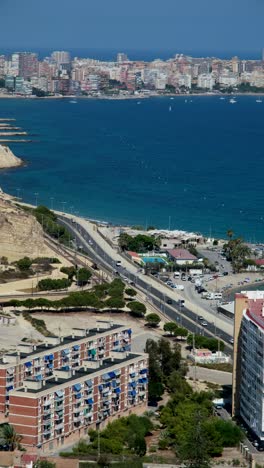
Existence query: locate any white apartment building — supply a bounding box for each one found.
[197,74,215,90]
[233,291,264,446]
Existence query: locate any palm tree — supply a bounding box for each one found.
[0,424,22,451]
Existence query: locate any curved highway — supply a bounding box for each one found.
[57,214,233,351]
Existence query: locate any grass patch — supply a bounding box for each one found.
[197,362,233,373]
[22,312,54,337]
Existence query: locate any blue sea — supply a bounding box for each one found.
[0,95,264,241]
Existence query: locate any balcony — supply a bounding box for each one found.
[43,407,51,415]
[55,423,64,431]
[73,415,82,422]
[43,399,52,406]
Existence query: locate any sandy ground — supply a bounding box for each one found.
[0,313,43,353]
[0,249,73,295]
[34,311,162,354]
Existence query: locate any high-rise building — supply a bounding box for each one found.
[51,51,71,66]
[117,53,129,63]
[7,324,148,452]
[18,52,38,79]
[232,291,264,447]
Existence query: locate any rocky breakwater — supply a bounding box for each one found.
[0,197,52,261]
[0,144,23,169]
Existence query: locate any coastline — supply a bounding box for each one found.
[1,92,264,101]
[0,145,24,170]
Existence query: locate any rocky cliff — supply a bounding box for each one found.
[0,197,52,261]
[0,145,23,169]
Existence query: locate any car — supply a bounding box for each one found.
[198,316,204,321]
[181,276,186,281]
[229,338,234,344]
[128,280,135,286]
[122,276,129,282]
[223,271,229,276]
[166,299,173,305]
[116,260,122,267]
[201,321,208,326]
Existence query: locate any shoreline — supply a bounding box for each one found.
[1,92,264,101]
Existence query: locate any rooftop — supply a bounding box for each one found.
[13,353,143,395]
[0,323,127,363]
[245,297,264,331]
[167,248,197,260]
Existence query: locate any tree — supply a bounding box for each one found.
[177,410,212,468]
[125,288,137,297]
[134,435,147,456]
[0,424,22,451]
[105,297,125,310]
[127,301,146,317]
[33,461,56,468]
[0,256,8,265]
[76,267,92,286]
[145,313,161,327]
[164,322,178,335]
[16,257,32,271]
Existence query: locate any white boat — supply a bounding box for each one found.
[137,101,141,105]
[219,97,225,100]
[229,98,236,104]
[69,100,77,104]
[256,99,262,103]
[185,99,187,103]
[170,97,174,100]
[169,106,172,112]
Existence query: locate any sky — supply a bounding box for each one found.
[0,0,264,57]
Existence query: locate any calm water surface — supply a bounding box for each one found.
[0,96,263,241]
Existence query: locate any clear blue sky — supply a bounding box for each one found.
[0,0,263,56]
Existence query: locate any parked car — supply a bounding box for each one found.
[166,299,173,305]
[201,321,208,326]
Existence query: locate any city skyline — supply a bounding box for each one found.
[0,0,264,53]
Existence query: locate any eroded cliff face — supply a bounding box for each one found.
[0,197,50,261]
[0,145,23,169]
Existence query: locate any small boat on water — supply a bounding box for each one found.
[170,97,174,100]
[229,98,236,104]
[169,106,172,112]
[219,97,225,100]
[70,100,77,104]
[137,101,141,105]
[256,99,263,103]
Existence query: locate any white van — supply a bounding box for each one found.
[173,272,180,278]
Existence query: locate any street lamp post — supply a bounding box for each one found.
[34,192,39,207]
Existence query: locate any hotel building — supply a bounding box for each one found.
[232,291,264,445]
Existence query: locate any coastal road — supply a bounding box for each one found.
[57,214,234,349]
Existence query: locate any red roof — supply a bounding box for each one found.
[255,259,264,265]
[245,298,264,330]
[167,248,197,260]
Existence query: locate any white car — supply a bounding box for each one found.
[116,260,122,267]
[175,285,184,291]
